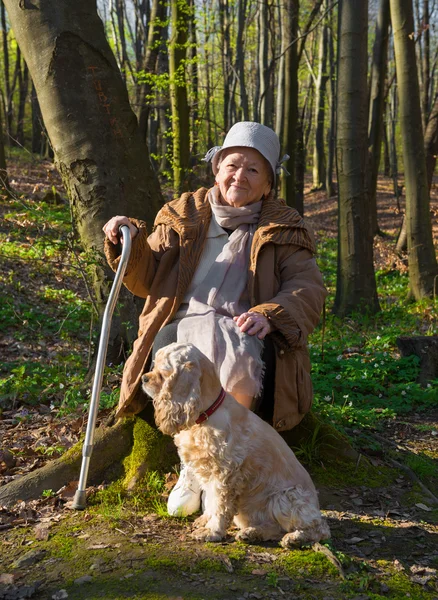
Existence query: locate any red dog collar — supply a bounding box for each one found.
[196,388,226,424]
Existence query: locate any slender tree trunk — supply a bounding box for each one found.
[424,93,438,189]
[275,0,285,137]
[258,0,271,126]
[136,0,167,142]
[312,1,328,191]
[390,0,438,298]
[421,0,430,130]
[0,103,9,193]
[188,0,199,160]
[368,0,390,236]
[169,0,190,194]
[382,120,391,177]
[15,47,29,147]
[219,0,232,131]
[236,0,249,121]
[334,0,380,317]
[387,78,400,201]
[3,0,163,362]
[31,82,44,155]
[279,0,299,210]
[325,11,336,197]
[115,0,129,83]
[1,1,12,141]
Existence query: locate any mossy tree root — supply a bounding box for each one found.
[0,419,135,507]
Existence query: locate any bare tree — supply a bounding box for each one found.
[334,0,380,317]
[390,0,438,298]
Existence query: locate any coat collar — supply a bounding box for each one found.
[154,188,316,253]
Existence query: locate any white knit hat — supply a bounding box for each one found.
[203,121,289,182]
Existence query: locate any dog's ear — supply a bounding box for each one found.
[152,360,202,435]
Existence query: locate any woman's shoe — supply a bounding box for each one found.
[167,464,202,516]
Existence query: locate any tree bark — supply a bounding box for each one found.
[169,0,191,195]
[279,0,299,211]
[334,0,380,317]
[136,0,167,143]
[396,336,438,385]
[325,12,336,197]
[14,46,29,147]
[236,0,249,121]
[390,0,438,299]
[421,0,430,130]
[368,0,390,236]
[3,0,163,362]
[312,1,328,191]
[0,419,135,508]
[424,92,438,190]
[0,102,9,193]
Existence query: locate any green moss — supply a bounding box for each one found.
[312,457,397,488]
[123,418,178,487]
[276,549,339,579]
[195,558,226,572]
[205,541,248,561]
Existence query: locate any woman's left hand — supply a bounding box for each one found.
[234,312,273,340]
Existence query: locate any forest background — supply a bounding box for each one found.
[0,0,438,598]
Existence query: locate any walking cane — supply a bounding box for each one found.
[72,225,132,510]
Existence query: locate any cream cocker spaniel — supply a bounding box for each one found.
[142,342,330,547]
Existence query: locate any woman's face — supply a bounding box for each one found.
[215,147,272,207]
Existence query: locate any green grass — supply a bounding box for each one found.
[310,237,438,442]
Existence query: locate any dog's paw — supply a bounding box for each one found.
[235,527,260,543]
[193,514,209,529]
[280,530,312,548]
[190,527,224,543]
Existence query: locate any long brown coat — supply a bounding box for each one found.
[105,188,327,431]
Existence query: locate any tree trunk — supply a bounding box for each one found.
[3,0,163,362]
[169,0,191,195]
[325,11,336,197]
[0,419,135,507]
[312,1,328,191]
[421,0,430,130]
[258,0,271,127]
[390,0,438,299]
[387,78,400,202]
[14,46,29,147]
[424,92,438,190]
[368,0,390,236]
[396,336,438,385]
[0,102,9,193]
[31,81,46,155]
[1,1,13,142]
[236,0,249,121]
[279,0,299,210]
[188,0,199,161]
[136,0,167,143]
[334,0,380,317]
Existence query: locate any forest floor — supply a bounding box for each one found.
[0,156,438,599]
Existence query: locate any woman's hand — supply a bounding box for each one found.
[103,216,138,245]
[233,312,273,340]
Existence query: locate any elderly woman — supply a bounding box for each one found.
[103,121,327,517]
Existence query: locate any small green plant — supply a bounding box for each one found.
[266,571,279,587]
[42,489,56,498]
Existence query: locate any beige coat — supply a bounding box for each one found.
[105,188,327,431]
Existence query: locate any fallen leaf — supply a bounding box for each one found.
[34,524,51,541]
[345,537,365,544]
[0,573,18,584]
[415,503,432,512]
